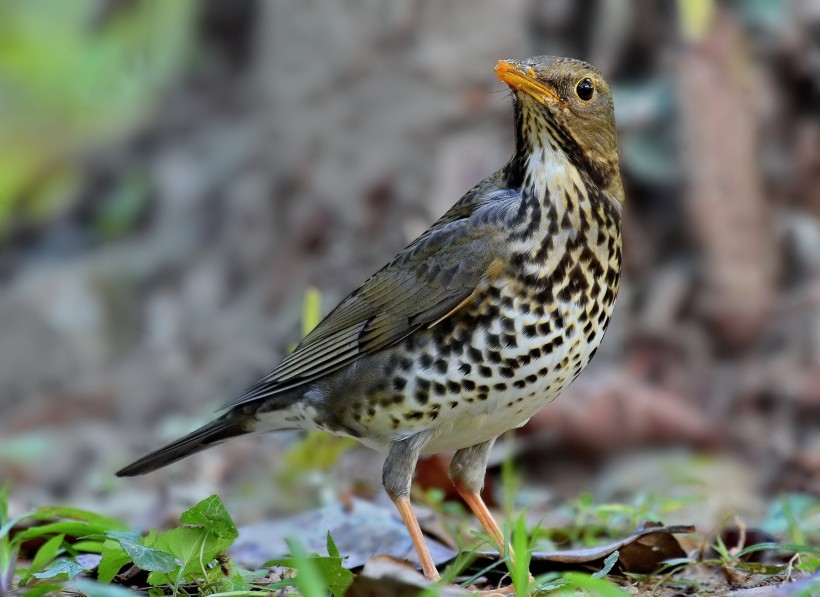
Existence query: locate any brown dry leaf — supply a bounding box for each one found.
[473,523,694,576]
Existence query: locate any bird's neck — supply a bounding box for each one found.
[503,130,623,225]
[503,103,624,212]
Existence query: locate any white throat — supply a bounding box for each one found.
[523,133,588,203]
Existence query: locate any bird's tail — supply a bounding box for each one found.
[116,414,250,477]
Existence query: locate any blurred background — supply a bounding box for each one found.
[1,0,820,539]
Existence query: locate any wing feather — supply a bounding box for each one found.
[221,186,521,410]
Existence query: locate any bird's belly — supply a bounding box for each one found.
[421,311,599,453]
[340,287,614,453]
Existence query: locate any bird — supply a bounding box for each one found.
[117,55,624,582]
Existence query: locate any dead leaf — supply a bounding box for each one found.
[471,523,694,576]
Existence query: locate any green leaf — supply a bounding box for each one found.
[17,583,65,597]
[736,561,787,575]
[28,506,128,530]
[511,515,532,597]
[97,539,131,584]
[72,578,144,596]
[179,494,238,541]
[33,558,89,580]
[113,536,176,573]
[286,539,327,597]
[592,550,619,578]
[71,540,105,554]
[326,532,340,559]
[14,521,110,542]
[105,529,142,544]
[557,572,631,597]
[29,533,65,574]
[0,483,8,523]
[312,557,354,597]
[151,525,231,580]
[274,538,354,597]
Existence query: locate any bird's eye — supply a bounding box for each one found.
[575,78,594,101]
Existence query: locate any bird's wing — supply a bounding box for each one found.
[222,187,521,409]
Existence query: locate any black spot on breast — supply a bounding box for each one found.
[459,362,471,375]
[449,401,458,409]
[463,379,476,392]
[499,366,515,378]
[419,353,433,369]
[487,350,503,364]
[447,380,461,393]
[404,411,425,421]
[494,382,507,391]
[415,389,429,405]
[392,377,407,391]
[433,359,447,374]
[468,346,482,362]
[513,380,527,389]
[534,284,554,305]
[478,365,492,377]
[486,333,501,349]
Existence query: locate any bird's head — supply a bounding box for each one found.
[496,56,622,202]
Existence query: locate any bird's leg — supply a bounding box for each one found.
[450,440,510,560]
[383,436,440,581]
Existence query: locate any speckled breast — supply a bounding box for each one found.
[347,200,622,453]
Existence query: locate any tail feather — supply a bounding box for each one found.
[116,415,249,477]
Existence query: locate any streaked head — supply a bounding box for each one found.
[496,56,620,196]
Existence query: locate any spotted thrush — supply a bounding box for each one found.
[118,56,623,581]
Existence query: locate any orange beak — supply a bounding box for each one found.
[495,60,564,107]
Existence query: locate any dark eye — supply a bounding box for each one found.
[575,78,594,101]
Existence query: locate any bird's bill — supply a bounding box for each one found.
[495,60,564,108]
